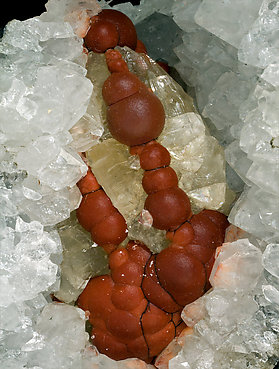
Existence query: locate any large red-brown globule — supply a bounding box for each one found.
[84,9,137,52]
[107,88,165,146]
[144,187,192,230]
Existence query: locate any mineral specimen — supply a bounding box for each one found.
[1,0,278,368]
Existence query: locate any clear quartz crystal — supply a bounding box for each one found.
[209,239,263,292]
[2,0,279,367]
[27,303,90,369]
[263,243,279,278]
[194,0,263,48]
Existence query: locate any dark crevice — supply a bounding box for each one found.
[107,90,140,107]
[174,319,184,336]
[202,262,210,293]
[141,254,181,314]
[81,187,103,197]
[139,301,151,359]
[168,218,191,233]
[144,165,169,172]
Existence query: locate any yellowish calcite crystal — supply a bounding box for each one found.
[55,212,109,303]
[87,138,145,227]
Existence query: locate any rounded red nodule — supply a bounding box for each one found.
[107,89,165,146]
[76,190,115,232]
[135,39,147,54]
[190,210,225,250]
[98,9,137,50]
[142,167,178,194]
[105,49,129,73]
[156,247,206,306]
[144,187,191,230]
[168,222,195,247]
[91,211,127,246]
[102,72,143,105]
[84,20,119,53]
[139,141,171,170]
[77,169,100,195]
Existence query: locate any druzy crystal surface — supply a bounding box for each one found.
[1,0,279,368]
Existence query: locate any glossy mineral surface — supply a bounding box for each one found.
[1,0,278,368]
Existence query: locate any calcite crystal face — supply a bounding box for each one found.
[0,0,278,369]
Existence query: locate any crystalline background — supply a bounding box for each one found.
[0,0,279,369]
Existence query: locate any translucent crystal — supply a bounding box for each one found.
[194,0,263,48]
[44,0,101,23]
[149,74,195,118]
[159,112,231,213]
[85,52,110,128]
[128,216,169,254]
[114,0,173,24]
[182,294,207,327]
[55,213,109,303]
[135,12,183,65]
[205,290,258,333]
[87,138,145,226]
[187,183,227,213]
[172,0,203,33]
[262,285,279,304]
[159,113,206,155]
[261,62,279,86]
[202,72,256,131]
[27,303,89,369]
[238,0,279,68]
[0,217,61,307]
[15,135,60,175]
[209,239,263,292]
[225,141,253,184]
[18,184,75,226]
[229,187,279,241]
[37,147,88,191]
[263,243,279,278]
[138,209,153,227]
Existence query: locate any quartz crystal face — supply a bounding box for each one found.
[1,0,279,368]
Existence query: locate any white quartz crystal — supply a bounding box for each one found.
[238,0,279,68]
[194,0,263,49]
[1,0,279,368]
[0,1,102,368]
[209,239,263,292]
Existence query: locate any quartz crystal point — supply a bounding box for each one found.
[0,1,103,368]
[209,239,263,292]
[2,0,279,368]
[194,0,263,48]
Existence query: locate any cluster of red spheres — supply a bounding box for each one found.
[75,8,229,364]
